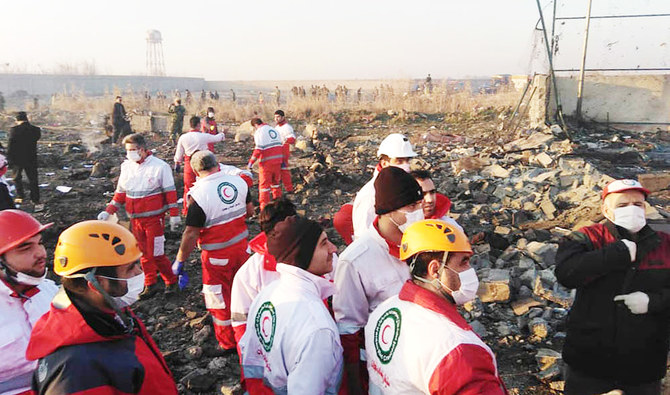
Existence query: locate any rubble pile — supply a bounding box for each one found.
[3,106,669,394]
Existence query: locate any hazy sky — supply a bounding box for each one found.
[1,0,668,80]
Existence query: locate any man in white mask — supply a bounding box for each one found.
[25,220,178,395]
[556,179,670,395]
[365,219,508,394]
[334,133,418,245]
[0,210,57,395]
[334,166,424,394]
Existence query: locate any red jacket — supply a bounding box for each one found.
[249,232,277,271]
[26,290,178,395]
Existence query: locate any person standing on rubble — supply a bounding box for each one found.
[333,133,417,245]
[25,220,178,395]
[556,179,670,395]
[334,166,424,394]
[0,210,57,395]
[274,110,296,193]
[410,170,463,232]
[365,219,508,394]
[167,97,186,145]
[238,215,342,394]
[7,111,41,205]
[201,107,219,152]
[247,117,284,210]
[172,150,253,352]
[174,116,225,216]
[97,133,180,299]
[112,96,131,144]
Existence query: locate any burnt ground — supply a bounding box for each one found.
[7,107,670,394]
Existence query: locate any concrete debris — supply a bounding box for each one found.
[638,172,670,193]
[478,269,511,303]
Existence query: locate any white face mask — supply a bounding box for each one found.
[612,205,646,233]
[126,150,142,162]
[208,112,215,118]
[391,163,411,173]
[393,208,424,233]
[441,267,479,305]
[99,273,145,308]
[14,270,47,286]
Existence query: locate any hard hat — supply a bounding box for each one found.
[54,220,142,276]
[400,219,472,261]
[601,179,649,200]
[0,210,53,255]
[377,133,417,158]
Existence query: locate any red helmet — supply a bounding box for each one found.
[0,210,53,255]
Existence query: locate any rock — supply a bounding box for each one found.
[482,164,510,178]
[533,273,574,308]
[220,380,244,395]
[525,242,558,268]
[234,131,251,142]
[181,368,217,392]
[478,269,510,303]
[184,310,198,319]
[496,322,512,337]
[295,138,313,152]
[511,298,543,315]
[186,345,203,360]
[207,357,229,371]
[192,325,212,345]
[535,348,561,371]
[539,200,557,219]
[494,226,511,235]
[638,172,670,193]
[304,123,318,139]
[529,317,549,339]
[532,152,554,168]
[189,314,211,328]
[90,162,107,178]
[469,320,489,338]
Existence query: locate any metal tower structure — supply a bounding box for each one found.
[146,30,165,76]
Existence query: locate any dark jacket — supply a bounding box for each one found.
[26,288,178,395]
[0,181,14,210]
[112,102,127,127]
[556,221,670,384]
[7,121,40,167]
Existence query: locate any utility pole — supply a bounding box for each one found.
[575,0,593,120]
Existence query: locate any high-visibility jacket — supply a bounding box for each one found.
[333,219,410,363]
[275,121,296,162]
[239,264,343,395]
[218,164,253,189]
[105,154,179,218]
[365,281,507,395]
[188,170,249,253]
[351,168,380,239]
[248,124,284,167]
[174,131,224,163]
[0,278,57,395]
[26,289,177,395]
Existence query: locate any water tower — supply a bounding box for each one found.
[146,30,165,76]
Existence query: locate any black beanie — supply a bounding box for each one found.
[374,166,423,215]
[267,215,323,270]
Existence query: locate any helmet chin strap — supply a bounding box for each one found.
[83,270,134,333]
[410,252,456,303]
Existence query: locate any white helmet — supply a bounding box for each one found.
[377,133,417,158]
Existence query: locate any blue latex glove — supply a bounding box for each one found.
[178,272,189,290]
[174,162,181,173]
[171,260,184,275]
[171,260,189,290]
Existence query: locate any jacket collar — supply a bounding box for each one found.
[430,193,452,219]
[275,263,335,300]
[399,281,471,331]
[372,217,400,258]
[249,232,277,271]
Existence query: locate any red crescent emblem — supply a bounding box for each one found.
[223,187,232,198]
[262,316,270,337]
[381,324,391,345]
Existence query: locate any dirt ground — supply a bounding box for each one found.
[6,105,669,394]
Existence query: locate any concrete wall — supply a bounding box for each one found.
[547,73,670,125]
[0,74,205,96]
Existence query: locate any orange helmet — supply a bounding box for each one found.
[0,210,52,255]
[54,220,142,276]
[400,219,472,261]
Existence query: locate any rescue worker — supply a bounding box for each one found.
[274,110,296,193]
[556,179,670,395]
[410,170,463,232]
[0,210,57,395]
[172,150,253,351]
[231,198,297,395]
[247,118,284,210]
[25,220,178,395]
[333,133,417,245]
[201,107,219,152]
[365,219,508,394]
[238,215,342,394]
[0,154,15,210]
[7,111,41,204]
[167,98,186,145]
[334,166,424,394]
[97,133,180,299]
[174,116,225,216]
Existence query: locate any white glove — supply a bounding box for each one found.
[169,216,182,231]
[621,239,637,262]
[97,211,110,221]
[614,292,649,314]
